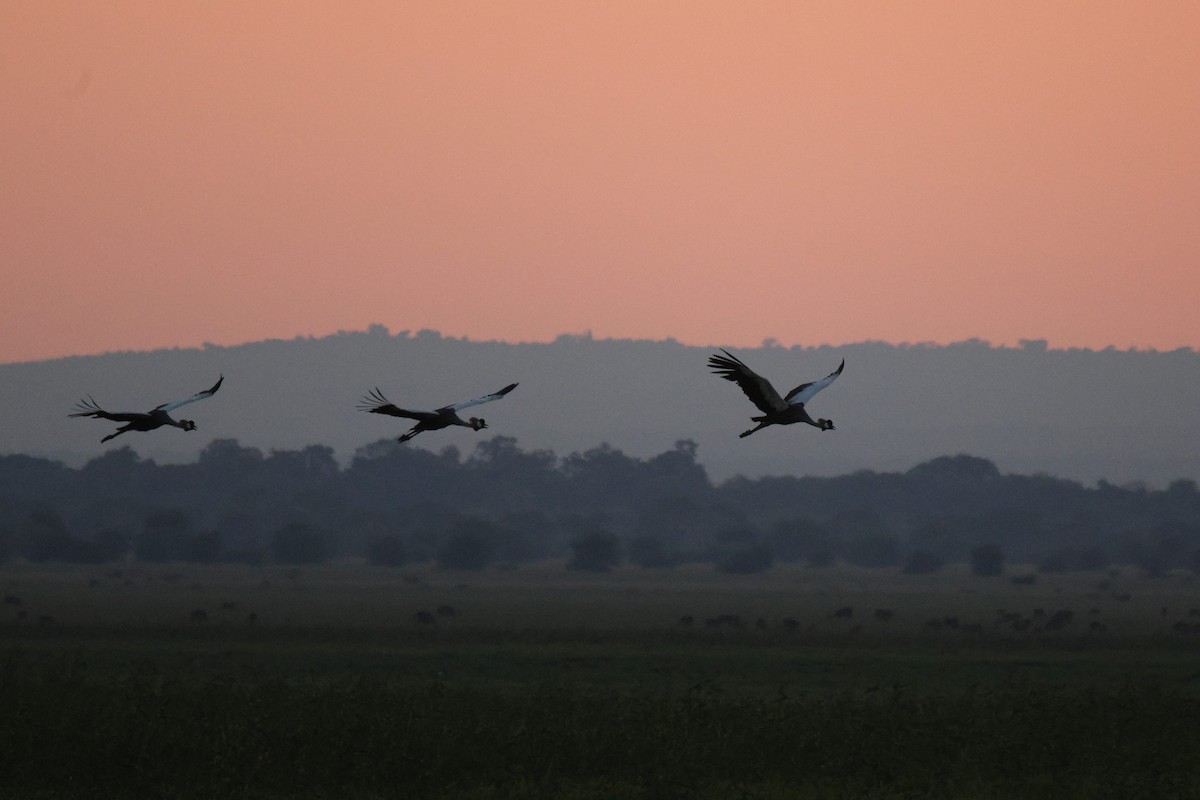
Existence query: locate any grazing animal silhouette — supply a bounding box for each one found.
[70,376,224,443]
[358,383,518,443]
[708,350,844,438]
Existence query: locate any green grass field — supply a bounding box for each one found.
[3,561,1200,798]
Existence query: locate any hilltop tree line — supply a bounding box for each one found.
[1,438,1198,576]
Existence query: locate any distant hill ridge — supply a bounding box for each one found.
[1,326,1197,486]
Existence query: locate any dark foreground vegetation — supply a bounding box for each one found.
[3,564,1200,798]
[2,439,1199,576]
[4,441,1200,796]
[5,672,1198,799]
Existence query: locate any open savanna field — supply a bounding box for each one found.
[3,561,1200,798]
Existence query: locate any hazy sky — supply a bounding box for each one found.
[3,2,1197,364]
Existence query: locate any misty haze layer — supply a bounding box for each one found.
[3,327,1196,487]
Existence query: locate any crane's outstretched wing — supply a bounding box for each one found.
[442,383,518,413]
[707,350,787,414]
[69,397,147,422]
[357,388,436,420]
[784,360,844,406]
[156,375,224,413]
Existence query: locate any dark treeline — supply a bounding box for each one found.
[2,437,1199,576]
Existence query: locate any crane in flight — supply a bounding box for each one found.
[358,382,518,443]
[708,350,843,438]
[70,375,224,443]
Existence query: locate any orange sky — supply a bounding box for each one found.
[2,1,1198,364]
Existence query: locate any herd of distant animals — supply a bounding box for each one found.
[70,349,846,444]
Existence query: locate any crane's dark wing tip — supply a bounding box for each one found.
[360,403,404,417]
[68,396,102,418]
[356,387,390,412]
[707,352,749,381]
[363,406,393,416]
[356,389,419,418]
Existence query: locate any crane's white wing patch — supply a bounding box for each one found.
[156,375,224,413]
[444,383,519,412]
[785,360,844,406]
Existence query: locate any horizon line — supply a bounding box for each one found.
[3,325,1196,367]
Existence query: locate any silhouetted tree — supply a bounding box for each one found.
[643,440,711,500]
[1039,552,1069,573]
[436,518,498,571]
[627,535,678,569]
[561,445,647,509]
[711,525,757,549]
[197,439,264,490]
[270,522,330,564]
[567,531,621,572]
[78,447,145,492]
[469,436,561,508]
[844,532,901,568]
[20,509,74,563]
[367,534,407,567]
[0,525,14,565]
[93,529,131,561]
[717,544,774,574]
[902,549,944,574]
[264,445,338,483]
[767,517,832,563]
[1042,546,1113,573]
[1075,546,1112,571]
[970,543,1005,576]
[806,549,835,568]
[1,437,1199,570]
[135,509,191,563]
[187,530,223,564]
[907,517,969,561]
[62,528,131,564]
[221,548,266,567]
[497,510,558,561]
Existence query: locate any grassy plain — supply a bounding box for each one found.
[2,561,1200,798]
